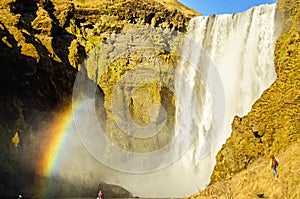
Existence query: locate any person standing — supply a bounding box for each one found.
[97,190,103,199]
[270,154,279,178]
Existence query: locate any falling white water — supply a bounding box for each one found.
[173,3,282,195]
[54,3,282,198]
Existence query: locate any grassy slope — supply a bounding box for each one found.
[73,0,199,16]
[189,142,300,199]
[154,0,199,16]
[189,0,300,198]
[209,0,300,183]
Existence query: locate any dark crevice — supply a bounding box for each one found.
[253,131,263,138]
[145,13,155,24]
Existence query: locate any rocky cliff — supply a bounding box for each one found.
[0,0,199,197]
[1,0,298,197]
[184,0,299,198]
[210,0,299,185]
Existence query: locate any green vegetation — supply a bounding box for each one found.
[0,0,198,196]
[1,0,298,197]
[189,0,299,197]
[188,142,300,198]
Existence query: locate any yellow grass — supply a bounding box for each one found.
[153,0,200,16]
[189,142,300,199]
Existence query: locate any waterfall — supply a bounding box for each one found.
[63,3,282,198]
[173,3,281,195]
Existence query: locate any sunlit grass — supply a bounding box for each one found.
[189,142,300,199]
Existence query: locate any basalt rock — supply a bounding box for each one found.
[210,0,300,184]
[0,0,199,197]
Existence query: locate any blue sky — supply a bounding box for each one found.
[178,0,277,15]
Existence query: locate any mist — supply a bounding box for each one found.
[15,3,283,198]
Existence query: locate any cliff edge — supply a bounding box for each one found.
[190,0,299,198]
[0,0,199,197]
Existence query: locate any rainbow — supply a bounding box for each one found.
[35,102,75,197]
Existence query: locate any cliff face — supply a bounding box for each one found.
[210,0,300,184]
[0,2,79,193]
[0,0,199,196]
